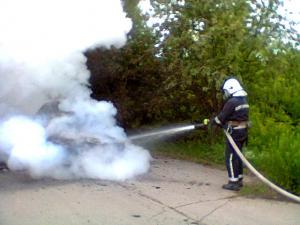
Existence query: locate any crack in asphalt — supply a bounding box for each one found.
[136,191,204,224]
[198,199,230,223]
[117,182,211,225]
[116,182,240,225]
[136,191,234,225]
[174,195,238,209]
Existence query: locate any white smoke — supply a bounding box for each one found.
[0,0,151,180]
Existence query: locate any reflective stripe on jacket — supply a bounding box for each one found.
[215,96,249,126]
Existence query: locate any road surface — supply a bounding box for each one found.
[0,157,299,225]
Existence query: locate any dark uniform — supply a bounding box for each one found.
[214,96,249,185]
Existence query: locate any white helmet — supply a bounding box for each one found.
[222,78,247,98]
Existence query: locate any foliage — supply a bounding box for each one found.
[86,1,168,128]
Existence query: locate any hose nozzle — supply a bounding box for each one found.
[194,123,205,129]
[193,118,210,130]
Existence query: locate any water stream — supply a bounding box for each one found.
[128,125,196,141]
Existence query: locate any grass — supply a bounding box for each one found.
[148,139,225,167]
[240,180,289,202]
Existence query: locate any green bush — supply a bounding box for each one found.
[247,106,300,194]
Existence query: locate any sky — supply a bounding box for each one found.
[279,0,300,33]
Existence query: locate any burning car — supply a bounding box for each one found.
[35,101,126,162]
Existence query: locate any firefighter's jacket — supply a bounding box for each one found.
[214,96,249,127]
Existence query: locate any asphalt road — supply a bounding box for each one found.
[0,157,299,225]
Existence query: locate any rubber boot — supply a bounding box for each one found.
[222,181,241,191]
[238,178,243,187]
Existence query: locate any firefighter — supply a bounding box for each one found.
[213,77,249,191]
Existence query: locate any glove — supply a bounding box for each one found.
[210,116,223,128]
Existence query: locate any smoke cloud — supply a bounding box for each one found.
[0,0,151,180]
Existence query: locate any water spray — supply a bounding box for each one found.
[60,123,205,145]
[128,123,206,141]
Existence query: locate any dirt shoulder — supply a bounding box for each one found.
[0,157,299,225]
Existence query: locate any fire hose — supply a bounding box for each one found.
[224,129,300,204]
